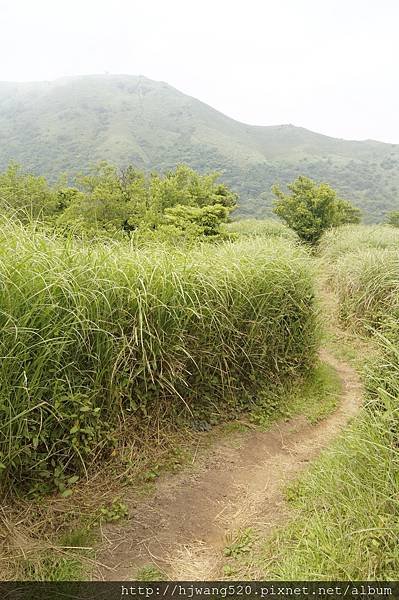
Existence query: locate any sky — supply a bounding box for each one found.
[1,0,399,143]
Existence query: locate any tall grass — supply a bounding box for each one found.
[319,224,399,263]
[226,219,298,241]
[257,373,399,578]
[253,226,399,578]
[0,219,317,494]
[330,249,399,330]
[320,224,399,332]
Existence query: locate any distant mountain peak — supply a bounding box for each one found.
[0,74,397,222]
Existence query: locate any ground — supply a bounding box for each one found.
[95,350,362,581]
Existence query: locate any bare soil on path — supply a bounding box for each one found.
[95,349,362,581]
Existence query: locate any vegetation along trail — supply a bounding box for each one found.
[97,350,362,580]
[1,167,391,580]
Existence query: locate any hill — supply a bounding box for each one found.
[0,74,398,222]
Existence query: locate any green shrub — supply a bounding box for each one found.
[0,219,317,494]
[58,163,237,234]
[0,163,57,221]
[163,203,230,238]
[272,177,361,245]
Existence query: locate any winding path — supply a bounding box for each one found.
[96,349,362,580]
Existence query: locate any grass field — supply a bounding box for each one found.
[226,219,298,241]
[0,218,317,496]
[1,218,398,581]
[244,224,399,579]
[319,224,399,263]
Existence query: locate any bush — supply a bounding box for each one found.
[387,210,399,227]
[163,203,230,238]
[58,163,238,235]
[0,219,317,494]
[0,163,57,221]
[272,177,361,245]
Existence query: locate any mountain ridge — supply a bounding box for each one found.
[0,74,398,221]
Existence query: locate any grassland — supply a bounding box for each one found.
[320,225,399,331]
[1,218,398,581]
[0,218,317,497]
[226,218,299,241]
[240,224,399,579]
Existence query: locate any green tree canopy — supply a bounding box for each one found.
[164,203,230,237]
[59,162,237,235]
[272,176,361,244]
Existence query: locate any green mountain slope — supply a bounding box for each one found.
[0,74,398,222]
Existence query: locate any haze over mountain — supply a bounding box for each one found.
[1,74,398,221]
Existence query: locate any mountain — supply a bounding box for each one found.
[0,74,398,222]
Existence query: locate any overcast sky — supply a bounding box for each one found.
[1,0,398,143]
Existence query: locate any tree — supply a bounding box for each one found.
[272,176,361,244]
[149,164,238,212]
[58,162,238,235]
[335,198,362,225]
[163,203,230,238]
[387,210,399,227]
[0,163,57,221]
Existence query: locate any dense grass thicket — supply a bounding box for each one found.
[320,225,399,332]
[0,219,317,495]
[258,224,399,578]
[319,224,399,263]
[330,249,399,330]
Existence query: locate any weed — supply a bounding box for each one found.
[224,528,254,558]
[98,499,128,523]
[136,564,165,581]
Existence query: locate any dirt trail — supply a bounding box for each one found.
[96,349,362,580]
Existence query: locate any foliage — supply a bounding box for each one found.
[224,528,254,558]
[0,163,57,221]
[1,75,397,223]
[62,162,237,236]
[163,203,230,238]
[0,219,317,494]
[387,210,399,227]
[0,161,237,241]
[335,198,362,225]
[98,500,128,523]
[272,176,361,244]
